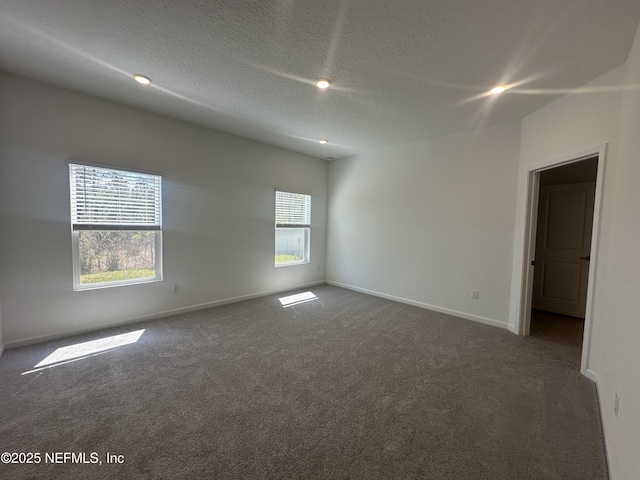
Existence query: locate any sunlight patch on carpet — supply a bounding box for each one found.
[279,291,317,307]
[23,329,145,374]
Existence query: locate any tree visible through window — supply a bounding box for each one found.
[69,163,163,289]
[275,191,311,266]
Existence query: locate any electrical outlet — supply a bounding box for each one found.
[614,393,620,417]
[172,283,180,293]
[471,289,479,300]
[317,265,321,272]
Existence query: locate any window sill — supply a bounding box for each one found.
[74,276,162,291]
[275,261,309,268]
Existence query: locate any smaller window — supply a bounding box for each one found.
[69,163,163,290]
[275,190,311,266]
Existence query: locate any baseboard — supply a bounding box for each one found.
[326,280,508,330]
[4,280,326,349]
[585,368,599,384]
[587,369,616,480]
[507,323,519,335]
[0,343,4,358]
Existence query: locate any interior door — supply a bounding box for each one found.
[532,182,595,318]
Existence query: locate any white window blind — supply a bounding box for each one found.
[275,191,311,228]
[70,164,162,231]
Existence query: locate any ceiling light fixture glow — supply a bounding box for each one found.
[319,139,328,144]
[490,85,507,95]
[134,74,152,85]
[316,79,331,89]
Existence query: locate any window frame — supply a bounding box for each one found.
[69,162,163,290]
[275,190,311,267]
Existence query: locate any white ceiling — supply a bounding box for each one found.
[1,1,639,160]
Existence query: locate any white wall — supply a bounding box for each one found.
[0,72,327,346]
[604,21,640,480]
[514,28,640,477]
[327,121,521,327]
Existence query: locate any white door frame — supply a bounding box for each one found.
[517,144,607,377]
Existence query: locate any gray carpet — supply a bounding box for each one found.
[0,285,608,479]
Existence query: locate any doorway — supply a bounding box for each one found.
[530,157,598,365]
[519,146,606,376]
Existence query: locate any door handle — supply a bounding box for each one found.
[580,256,591,261]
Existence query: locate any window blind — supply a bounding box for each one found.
[275,191,311,228]
[70,164,162,230]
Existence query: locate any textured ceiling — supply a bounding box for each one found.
[1,1,639,160]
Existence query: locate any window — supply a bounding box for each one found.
[275,190,311,266]
[69,163,162,290]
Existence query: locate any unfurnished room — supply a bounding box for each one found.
[1,1,640,479]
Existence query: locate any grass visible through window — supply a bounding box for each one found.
[275,254,303,264]
[81,268,156,284]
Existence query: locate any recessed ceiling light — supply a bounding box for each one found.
[319,139,328,144]
[490,85,507,95]
[316,79,331,89]
[134,74,152,85]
